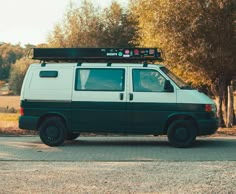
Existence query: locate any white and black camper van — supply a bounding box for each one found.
[19,48,218,147]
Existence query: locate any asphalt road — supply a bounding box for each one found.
[0,136,235,162]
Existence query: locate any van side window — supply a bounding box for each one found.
[75,68,125,91]
[132,69,165,92]
[39,71,58,78]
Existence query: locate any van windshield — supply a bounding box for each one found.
[160,67,192,89]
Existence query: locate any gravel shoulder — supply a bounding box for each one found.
[0,161,235,194]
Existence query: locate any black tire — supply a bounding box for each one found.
[39,117,66,146]
[66,133,80,140]
[167,120,197,148]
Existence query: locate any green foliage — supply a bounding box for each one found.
[97,2,139,47]
[131,0,236,126]
[0,43,25,80]
[47,0,139,48]
[131,0,235,85]
[8,58,33,95]
[48,0,102,47]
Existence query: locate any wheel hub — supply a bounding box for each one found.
[46,126,59,140]
[175,127,189,141]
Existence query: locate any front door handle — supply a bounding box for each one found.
[120,93,124,100]
[129,93,133,101]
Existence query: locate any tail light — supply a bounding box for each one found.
[20,107,24,116]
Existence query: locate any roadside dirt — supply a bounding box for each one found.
[213,127,236,136]
[0,121,37,135]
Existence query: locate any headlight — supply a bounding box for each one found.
[205,104,217,113]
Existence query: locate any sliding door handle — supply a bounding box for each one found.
[129,93,133,101]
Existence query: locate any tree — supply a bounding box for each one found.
[96,2,139,47]
[131,0,236,126]
[9,58,33,95]
[47,0,139,48]
[48,0,100,47]
[0,43,24,80]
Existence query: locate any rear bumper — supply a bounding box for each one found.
[197,118,219,135]
[19,116,39,130]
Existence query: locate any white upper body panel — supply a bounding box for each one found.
[21,62,214,105]
[176,89,214,104]
[21,63,76,101]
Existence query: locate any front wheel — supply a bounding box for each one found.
[66,133,80,140]
[167,120,197,148]
[39,117,66,146]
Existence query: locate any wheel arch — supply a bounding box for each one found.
[37,112,68,131]
[163,113,199,134]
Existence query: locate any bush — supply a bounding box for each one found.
[9,58,32,95]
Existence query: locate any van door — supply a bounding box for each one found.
[71,67,128,132]
[128,67,177,133]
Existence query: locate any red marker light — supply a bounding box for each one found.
[205,104,212,112]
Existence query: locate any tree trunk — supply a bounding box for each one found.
[211,77,227,127]
[226,86,234,127]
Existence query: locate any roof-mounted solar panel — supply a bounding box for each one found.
[32,48,163,62]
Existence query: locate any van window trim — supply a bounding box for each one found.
[131,68,167,93]
[39,70,58,78]
[74,68,126,92]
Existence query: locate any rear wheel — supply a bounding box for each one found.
[167,120,197,148]
[39,117,66,146]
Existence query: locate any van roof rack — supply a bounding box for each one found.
[31,48,163,62]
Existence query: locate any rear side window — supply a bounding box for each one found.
[75,68,125,91]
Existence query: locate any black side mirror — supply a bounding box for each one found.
[164,80,174,92]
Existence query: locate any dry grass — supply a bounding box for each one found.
[0,120,37,135]
[0,113,19,121]
[0,97,35,135]
[214,127,236,136]
[0,96,20,111]
[0,113,37,135]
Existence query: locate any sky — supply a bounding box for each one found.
[0,0,128,46]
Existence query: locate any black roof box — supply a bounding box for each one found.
[32,48,163,62]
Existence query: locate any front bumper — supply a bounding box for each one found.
[197,117,219,135]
